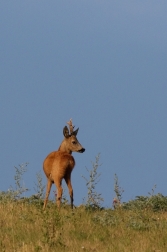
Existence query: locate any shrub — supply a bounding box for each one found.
[123,194,167,212]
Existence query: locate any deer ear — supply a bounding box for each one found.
[72,127,79,136]
[63,126,70,138]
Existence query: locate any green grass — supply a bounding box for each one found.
[1,198,167,252]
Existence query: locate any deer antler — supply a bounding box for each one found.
[67,118,75,134]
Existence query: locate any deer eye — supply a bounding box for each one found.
[72,141,77,145]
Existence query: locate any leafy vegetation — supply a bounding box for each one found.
[123,193,167,212]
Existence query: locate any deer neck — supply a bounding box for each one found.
[58,140,72,155]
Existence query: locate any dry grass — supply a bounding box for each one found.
[1,199,167,252]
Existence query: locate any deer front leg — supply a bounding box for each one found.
[43,179,52,210]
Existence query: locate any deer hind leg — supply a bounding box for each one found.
[54,180,63,208]
[64,175,73,209]
[43,178,52,210]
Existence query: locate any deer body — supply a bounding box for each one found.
[43,119,85,209]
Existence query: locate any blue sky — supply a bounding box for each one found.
[0,1,167,207]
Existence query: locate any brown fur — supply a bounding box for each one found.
[43,120,85,209]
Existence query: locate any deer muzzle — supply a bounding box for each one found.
[78,148,85,153]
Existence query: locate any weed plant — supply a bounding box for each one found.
[34,171,45,200]
[113,173,124,209]
[82,153,104,210]
[9,163,29,199]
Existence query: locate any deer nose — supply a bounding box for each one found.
[78,148,85,153]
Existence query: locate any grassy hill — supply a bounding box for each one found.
[1,159,167,251]
[1,196,167,252]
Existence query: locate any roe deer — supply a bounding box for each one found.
[43,119,85,209]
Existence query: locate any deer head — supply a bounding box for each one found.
[59,119,85,154]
